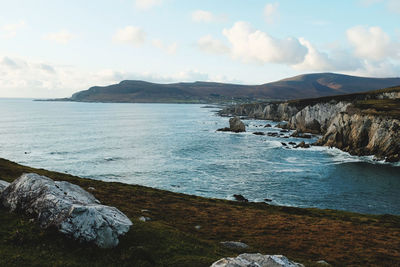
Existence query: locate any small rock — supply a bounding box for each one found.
[233,194,248,202]
[294,141,310,148]
[195,225,201,230]
[264,198,272,202]
[139,216,151,222]
[264,124,272,128]
[211,253,304,267]
[217,127,232,132]
[88,186,96,191]
[253,132,265,136]
[288,142,296,146]
[276,121,289,129]
[281,142,287,146]
[280,129,289,133]
[141,209,150,213]
[220,241,249,250]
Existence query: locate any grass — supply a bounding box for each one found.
[1,158,400,266]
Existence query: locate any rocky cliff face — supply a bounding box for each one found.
[288,101,350,133]
[316,113,400,162]
[220,87,400,162]
[220,102,299,121]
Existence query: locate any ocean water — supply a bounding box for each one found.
[0,99,399,215]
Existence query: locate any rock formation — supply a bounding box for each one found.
[210,253,304,267]
[315,113,400,161]
[1,173,132,248]
[217,117,246,133]
[220,86,400,162]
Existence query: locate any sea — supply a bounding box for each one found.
[0,99,399,215]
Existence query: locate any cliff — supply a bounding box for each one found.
[220,86,400,162]
[52,73,400,103]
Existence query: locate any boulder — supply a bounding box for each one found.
[220,241,249,250]
[0,180,10,193]
[253,132,265,136]
[229,117,246,133]
[264,124,272,128]
[211,253,304,267]
[294,141,310,149]
[276,121,289,129]
[1,173,132,248]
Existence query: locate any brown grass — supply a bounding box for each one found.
[1,158,400,266]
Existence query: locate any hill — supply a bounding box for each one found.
[59,73,400,103]
[1,158,400,266]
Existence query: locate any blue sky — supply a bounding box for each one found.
[0,0,399,97]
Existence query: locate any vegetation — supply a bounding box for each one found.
[1,158,400,266]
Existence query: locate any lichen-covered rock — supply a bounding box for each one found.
[0,180,10,193]
[229,117,246,132]
[1,173,132,248]
[211,253,304,267]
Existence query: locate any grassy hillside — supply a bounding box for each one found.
[1,158,399,266]
[57,73,400,103]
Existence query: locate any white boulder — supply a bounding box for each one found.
[1,173,132,248]
[211,253,304,267]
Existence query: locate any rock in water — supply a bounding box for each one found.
[211,253,304,267]
[294,141,310,149]
[1,173,132,248]
[229,117,246,133]
[0,180,10,193]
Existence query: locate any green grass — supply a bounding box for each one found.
[1,158,400,266]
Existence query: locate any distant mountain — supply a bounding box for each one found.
[64,73,400,103]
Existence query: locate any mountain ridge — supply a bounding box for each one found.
[61,72,400,103]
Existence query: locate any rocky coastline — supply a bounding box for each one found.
[219,86,400,162]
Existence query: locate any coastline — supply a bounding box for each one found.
[1,158,399,266]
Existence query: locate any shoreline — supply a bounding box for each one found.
[1,157,399,266]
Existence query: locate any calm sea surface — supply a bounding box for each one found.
[0,99,399,214]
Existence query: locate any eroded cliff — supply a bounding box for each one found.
[220,86,400,162]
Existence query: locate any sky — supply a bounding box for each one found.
[0,0,399,98]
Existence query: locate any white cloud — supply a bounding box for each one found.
[113,26,146,46]
[222,21,307,64]
[191,10,225,23]
[0,55,239,98]
[43,30,75,44]
[135,0,162,10]
[292,38,362,71]
[346,25,398,61]
[263,3,279,24]
[152,39,178,54]
[1,20,26,39]
[197,35,229,54]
